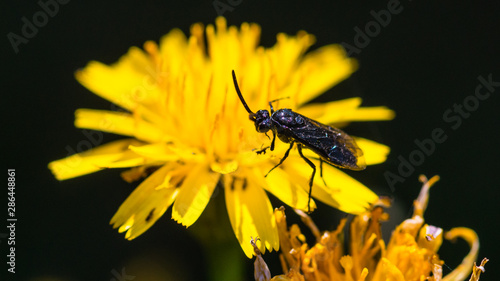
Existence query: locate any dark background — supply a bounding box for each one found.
[3,0,499,280]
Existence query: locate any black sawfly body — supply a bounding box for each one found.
[232,70,366,212]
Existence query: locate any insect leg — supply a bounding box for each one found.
[297,145,316,213]
[270,130,276,151]
[256,146,270,155]
[268,97,290,114]
[265,141,294,177]
[256,131,277,154]
[268,97,290,103]
[269,102,274,114]
[319,158,328,186]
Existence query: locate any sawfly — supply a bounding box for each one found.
[232,70,366,212]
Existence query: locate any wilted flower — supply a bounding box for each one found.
[255,175,487,281]
[48,17,394,257]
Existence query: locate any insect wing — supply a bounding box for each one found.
[290,114,366,170]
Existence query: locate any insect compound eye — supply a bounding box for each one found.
[253,110,272,133]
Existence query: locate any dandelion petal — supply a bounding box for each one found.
[110,163,179,240]
[225,174,279,258]
[172,164,220,227]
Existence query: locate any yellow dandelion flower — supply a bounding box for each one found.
[257,175,486,281]
[48,17,394,258]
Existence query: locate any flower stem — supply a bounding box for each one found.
[188,184,246,281]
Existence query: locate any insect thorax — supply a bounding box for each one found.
[272,109,305,128]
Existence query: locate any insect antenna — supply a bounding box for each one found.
[232,70,255,115]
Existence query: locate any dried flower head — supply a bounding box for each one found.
[255,175,486,281]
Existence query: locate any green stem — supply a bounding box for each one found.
[188,185,246,281]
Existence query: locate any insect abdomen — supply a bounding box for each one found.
[325,145,360,169]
